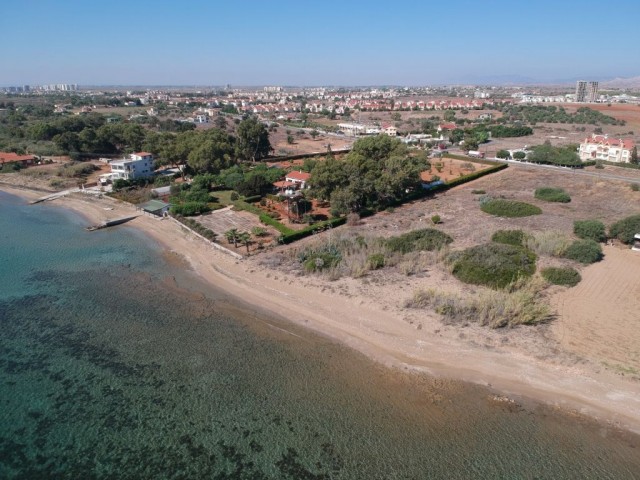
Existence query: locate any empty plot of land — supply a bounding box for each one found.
[550,246,640,375]
[197,207,277,237]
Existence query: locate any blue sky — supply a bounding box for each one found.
[1,0,639,86]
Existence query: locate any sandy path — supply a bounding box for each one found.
[551,245,640,374]
[3,185,640,434]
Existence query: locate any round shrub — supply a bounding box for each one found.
[491,229,526,247]
[431,214,441,225]
[609,214,640,244]
[367,253,385,270]
[386,228,453,254]
[541,267,581,287]
[534,187,571,203]
[573,220,606,242]
[303,253,341,272]
[481,199,542,218]
[448,243,537,289]
[563,239,603,264]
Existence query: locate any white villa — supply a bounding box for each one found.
[578,134,635,163]
[107,152,154,181]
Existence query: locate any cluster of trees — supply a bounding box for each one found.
[308,135,429,214]
[497,105,624,126]
[526,142,581,166]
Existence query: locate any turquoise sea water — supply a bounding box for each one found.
[1,190,639,479]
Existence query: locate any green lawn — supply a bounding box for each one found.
[211,189,236,206]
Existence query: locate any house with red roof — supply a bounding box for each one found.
[578,134,635,163]
[437,122,458,132]
[0,152,35,167]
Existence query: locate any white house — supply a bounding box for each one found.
[578,134,635,163]
[109,152,154,180]
[284,170,311,189]
[381,123,397,136]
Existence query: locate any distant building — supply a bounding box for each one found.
[109,152,154,180]
[0,152,35,168]
[381,123,397,136]
[575,81,599,103]
[578,134,635,163]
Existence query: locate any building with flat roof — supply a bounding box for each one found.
[575,81,599,103]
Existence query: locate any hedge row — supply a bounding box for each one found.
[233,200,295,235]
[445,163,508,188]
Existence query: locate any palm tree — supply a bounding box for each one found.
[225,228,240,248]
[238,231,251,255]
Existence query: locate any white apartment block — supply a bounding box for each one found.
[578,134,635,163]
[109,152,154,180]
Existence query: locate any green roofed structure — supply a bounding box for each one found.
[137,199,170,217]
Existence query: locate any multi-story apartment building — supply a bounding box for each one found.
[109,152,154,180]
[575,81,599,103]
[578,134,635,163]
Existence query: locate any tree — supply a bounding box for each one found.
[496,149,511,159]
[214,115,227,130]
[444,110,456,121]
[186,128,236,174]
[287,134,295,144]
[225,228,240,248]
[236,116,272,161]
[310,129,319,140]
[237,231,251,254]
[631,146,638,165]
[513,151,526,160]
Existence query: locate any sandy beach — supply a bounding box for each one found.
[2,183,640,435]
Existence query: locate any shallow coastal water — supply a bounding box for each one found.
[1,191,639,479]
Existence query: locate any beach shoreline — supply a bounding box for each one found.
[3,183,640,435]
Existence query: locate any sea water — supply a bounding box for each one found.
[1,190,638,479]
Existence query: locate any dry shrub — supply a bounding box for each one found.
[405,277,551,328]
[524,230,571,257]
[346,212,361,226]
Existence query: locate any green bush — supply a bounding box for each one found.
[386,228,453,254]
[563,239,603,264]
[431,214,441,224]
[541,267,581,287]
[170,201,210,216]
[491,229,526,247]
[631,183,639,192]
[300,245,342,272]
[609,214,640,244]
[367,253,385,270]
[444,163,508,188]
[471,189,486,194]
[448,243,537,289]
[481,199,542,217]
[573,220,606,242]
[534,187,571,203]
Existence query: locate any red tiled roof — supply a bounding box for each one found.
[285,171,311,182]
[438,122,457,130]
[133,151,153,157]
[0,152,35,164]
[583,136,635,149]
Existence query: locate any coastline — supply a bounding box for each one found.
[3,184,640,435]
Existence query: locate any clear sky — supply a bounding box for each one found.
[1,0,639,86]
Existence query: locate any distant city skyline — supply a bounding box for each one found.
[1,0,639,87]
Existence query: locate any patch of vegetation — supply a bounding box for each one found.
[431,214,441,225]
[299,245,342,272]
[573,220,606,242]
[405,278,550,328]
[534,187,571,203]
[481,199,542,217]
[491,229,526,247]
[609,214,640,244]
[497,105,624,126]
[541,267,581,287]
[56,162,99,178]
[563,239,603,264]
[175,216,217,241]
[386,228,453,254]
[471,189,486,194]
[527,143,582,167]
[367,253,385,270]
[448,243,537,289]
[524,231,572,257]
